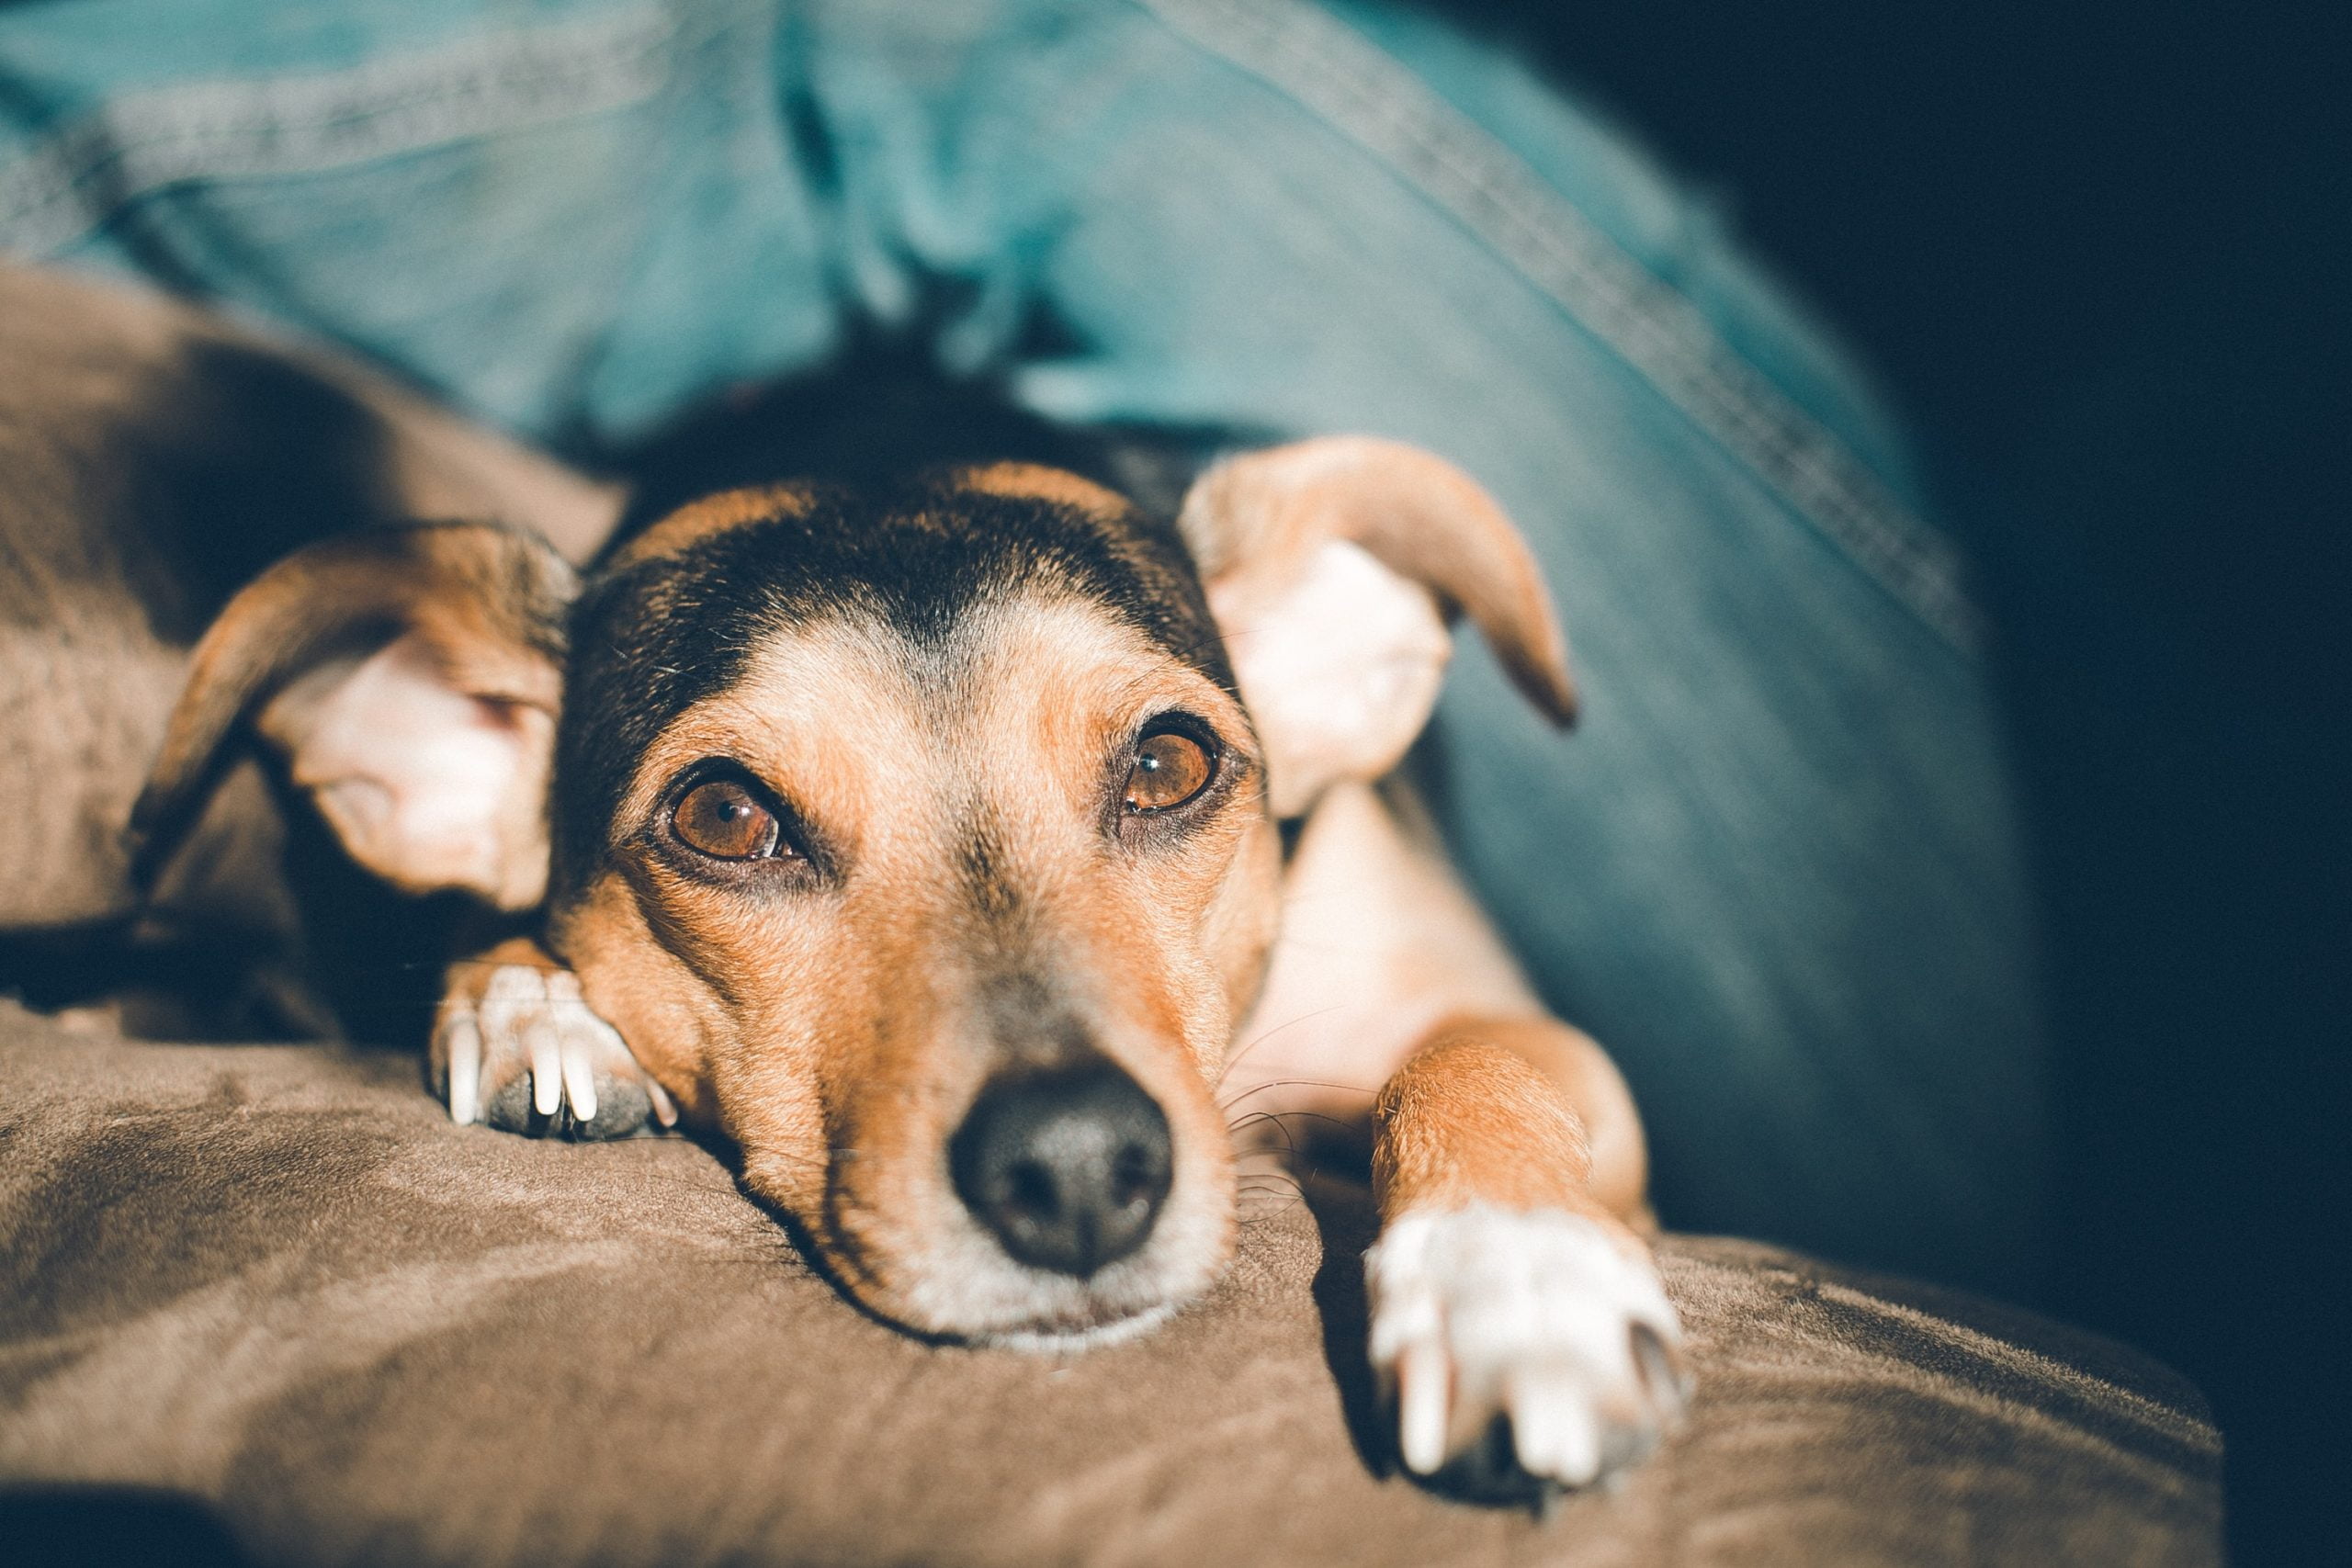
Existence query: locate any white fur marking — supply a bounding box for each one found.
[435,964,644,1130]
[1367,1205,1685,1484]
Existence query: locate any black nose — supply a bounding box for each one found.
[949,1061,1173,1277]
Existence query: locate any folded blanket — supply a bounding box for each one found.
[0,1006,2218,1566]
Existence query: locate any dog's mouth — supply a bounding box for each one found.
[797,1056,1237,1346]
[817,1196,1231,1348]
[977,1298,1185,1353]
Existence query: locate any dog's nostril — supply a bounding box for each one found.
[950,1060,1173,1278]
[1005,1158,1061,1223]
[1111,1145,1157,1209]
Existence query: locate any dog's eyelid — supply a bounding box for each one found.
[1133,706,1223,752]
[1141,707,1261,784]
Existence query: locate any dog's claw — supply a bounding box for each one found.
[1509,1364,1599,1484]
[433,962,665,1139]
[560,1032,599,1123]
[529,1012,563,1118]
[1367,1204,1687,1499]
[1396,1338,1450,1474]
[445,1012,482,1126]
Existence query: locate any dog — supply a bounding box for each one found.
[8,264,1689,1495]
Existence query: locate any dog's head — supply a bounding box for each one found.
[133,438,1572,1342]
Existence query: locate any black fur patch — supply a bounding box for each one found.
[551,477,1235,897]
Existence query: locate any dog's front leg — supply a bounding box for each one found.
[434,936,676,1139]
[1367,1017,1689,1494]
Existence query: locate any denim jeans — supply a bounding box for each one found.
[0,0,2044,1296]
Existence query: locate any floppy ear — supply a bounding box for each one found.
[130,521,576,911]
[1177,437,1576,818]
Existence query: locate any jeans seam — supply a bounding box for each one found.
[0,4,688,260]
[1131,0,1984,654]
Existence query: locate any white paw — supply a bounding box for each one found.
[1366,1204,1689,1491]
[435,964,674,1139]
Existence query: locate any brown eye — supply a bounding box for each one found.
[1124,730,1216,815]
[672,779,785,860]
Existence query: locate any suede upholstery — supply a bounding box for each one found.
[0,1006,2218,1566]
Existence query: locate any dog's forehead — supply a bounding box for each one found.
[624,593,1218,844]
[552,468,1230,882]
[604,465,1132,577]
[589,467,1207,649]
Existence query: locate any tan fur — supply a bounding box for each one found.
[1,261,615,935]
[135,429,1668,1392]
[604,484,815,571]
[1372,1022,1647,1245]
[1178,436,1577,726]
[954,462,1130,517]
[550,874,727,1124]
[1374,1030,1591,1216]
[550,593,1261,1336]
[132,523,571,908]
[1217,777,1651,1217]
[434,933,564,1031]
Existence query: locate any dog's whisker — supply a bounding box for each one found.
[1217,1075,1378,1112]
[1235,1184,1306,1206]
[1235,1174,1306,1198]
[1226,1107,1366,1138]
[1233,1178,1309,1218]
[1216,1005,1354,1082]
[1227,1110,1302,1157]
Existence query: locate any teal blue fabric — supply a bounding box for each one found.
[0,0,2045,1295]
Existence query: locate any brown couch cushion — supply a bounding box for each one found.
[0,1005,2218,1566]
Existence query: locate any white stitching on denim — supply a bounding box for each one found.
[0,6,681,260]
[1133,0,1983,652]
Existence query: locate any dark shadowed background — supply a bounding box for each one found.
[1427,2,2343,1561]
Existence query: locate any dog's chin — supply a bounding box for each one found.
[828,1191,1234,1349]
[843,1247,1223,1348]
[977,1299,1183,1352]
